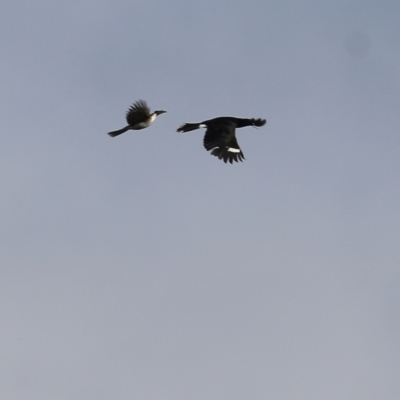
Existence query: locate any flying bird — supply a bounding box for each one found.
[177,116,266,163]
[108,100,166,137]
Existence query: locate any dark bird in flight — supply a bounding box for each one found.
[177,116,267,163]
[108,100,166,137]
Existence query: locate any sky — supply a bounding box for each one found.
[1,0,400,399]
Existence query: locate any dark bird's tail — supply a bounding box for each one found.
[177,123,201,133]
[107,126,130,137]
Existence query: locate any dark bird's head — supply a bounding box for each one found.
[251,118,267,128]
[154,110,167,116]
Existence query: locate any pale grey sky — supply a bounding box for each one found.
[1,1,400,399]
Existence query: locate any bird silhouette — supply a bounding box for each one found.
[177,116,266,163]
[108,100,166,137]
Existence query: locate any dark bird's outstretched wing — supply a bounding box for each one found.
[126,100,150,126]
[203,123,245,163]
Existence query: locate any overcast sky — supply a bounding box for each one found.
[1,1,400,399]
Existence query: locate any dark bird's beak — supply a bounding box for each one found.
[156,110,167,115]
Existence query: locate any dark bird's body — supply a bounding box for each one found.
[177,116,266,163]
[108,100,166,137]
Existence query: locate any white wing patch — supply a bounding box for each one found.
[227,147,241,153]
